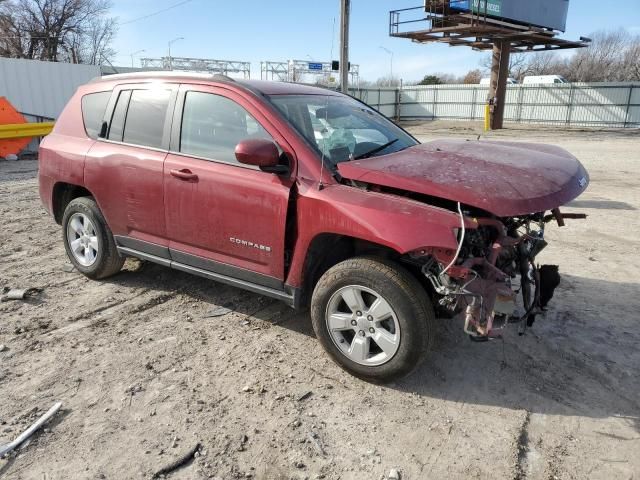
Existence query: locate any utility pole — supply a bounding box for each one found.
[339,0,350,93]
[488,40,511,130]
[379,46,393,86]
[130,49,145,68]
[168,37,184,70]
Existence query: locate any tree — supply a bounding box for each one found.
[566,30,634,82]
[621,38,640,81]
[374,75,401,87]
[480,51,528,81]
[523,51,562,77]
[462,69,482,84]
[0,0,117,64]
[418,74,443,85]
[477,29,640,83]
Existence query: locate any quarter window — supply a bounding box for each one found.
[180,91,273,164]
[81,91,111,139]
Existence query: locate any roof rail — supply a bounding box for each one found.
[210,73,235,82]
[90,71,237,84]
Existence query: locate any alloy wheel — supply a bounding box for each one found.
[66,212,99,267]
[325,285,401,366]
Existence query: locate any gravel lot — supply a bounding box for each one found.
[1,123,639,480]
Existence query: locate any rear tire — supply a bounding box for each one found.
[310,256,435,382]
[62,197,124,279]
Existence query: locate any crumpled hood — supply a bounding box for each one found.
[337,139,589,217]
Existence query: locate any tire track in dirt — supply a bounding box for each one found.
[514,410,531,480]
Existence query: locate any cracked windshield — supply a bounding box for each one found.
[270,94,417,166]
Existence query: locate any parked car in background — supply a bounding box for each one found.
[39,72,589,381]
[479,77,518,85]
[522,75,568,84]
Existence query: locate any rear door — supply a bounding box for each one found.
[163,84,295,285]
[85,84,177,252]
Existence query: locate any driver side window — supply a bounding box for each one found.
[180,91,273,165]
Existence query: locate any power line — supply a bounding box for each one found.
[119,0,194,26]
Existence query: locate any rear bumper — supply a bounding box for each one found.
[38,172,54,216]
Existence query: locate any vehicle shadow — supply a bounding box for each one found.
[394,273,640,432]
[103,263,640,432]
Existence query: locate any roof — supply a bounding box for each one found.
[90,71,341,96]
[239,80,341,96]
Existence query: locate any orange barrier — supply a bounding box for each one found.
[0,97,32,158]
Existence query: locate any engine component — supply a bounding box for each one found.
[424,213,560,339]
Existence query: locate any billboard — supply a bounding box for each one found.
[448,0,569,32]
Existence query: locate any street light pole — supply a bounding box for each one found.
[167,37,184,70]
[379,46,393,86]
[130,49,145,68]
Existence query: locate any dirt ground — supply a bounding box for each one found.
[1,122,639,480]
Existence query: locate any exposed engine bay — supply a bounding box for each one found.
[418,207,585,339]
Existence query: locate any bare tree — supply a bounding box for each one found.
[374,75,401,87]
[62,16,116,64]
[0,0,116,64]
[567,30,631,82]
[524,51,562,77]
[480,51,528,81]
[621,37,640,81]
[462,68,482,84]
[476,29,640,83]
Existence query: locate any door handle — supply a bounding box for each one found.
[170,169,198,181]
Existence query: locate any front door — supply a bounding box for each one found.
[163,85,294,286]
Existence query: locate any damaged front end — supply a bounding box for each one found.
[416,208,584,340]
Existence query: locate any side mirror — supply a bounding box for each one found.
[99,121,108,138]
[235,138,287,174]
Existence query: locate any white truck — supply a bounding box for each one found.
[480,77,518,85]
[522,75,568,84]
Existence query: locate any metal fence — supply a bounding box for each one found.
[349,82,640,128]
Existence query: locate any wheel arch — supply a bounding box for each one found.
[297,232,431,307]
[52,182,93,224]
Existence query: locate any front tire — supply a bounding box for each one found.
[310,256,435,382]
[62,197,124,279]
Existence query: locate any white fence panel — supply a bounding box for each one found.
[353,82,640,128]
[0,58,100,119]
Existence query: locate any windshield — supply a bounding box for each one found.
[268,94,418,166]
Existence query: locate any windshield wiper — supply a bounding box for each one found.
[352,138,399,160]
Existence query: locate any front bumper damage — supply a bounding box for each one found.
[422,208,585,339]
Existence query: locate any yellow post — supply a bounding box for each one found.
[484,104,491,132]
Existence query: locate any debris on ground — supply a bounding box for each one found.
[0,401,63,458]
[387,468,401,480]
[152,442,201,478]
[307,431,326,457]
[203,303,235,318]
[297,391,312,402]
[0,287,42,302]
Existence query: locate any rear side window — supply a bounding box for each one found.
[123,89,172,149]
[81,91,111,139]
[179,91,272,164]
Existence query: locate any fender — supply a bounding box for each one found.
[285,178,477,287]
[38,87,94,215]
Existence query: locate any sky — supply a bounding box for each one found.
[110,0,640,83]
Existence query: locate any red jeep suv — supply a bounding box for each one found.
[39,72,588,381]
